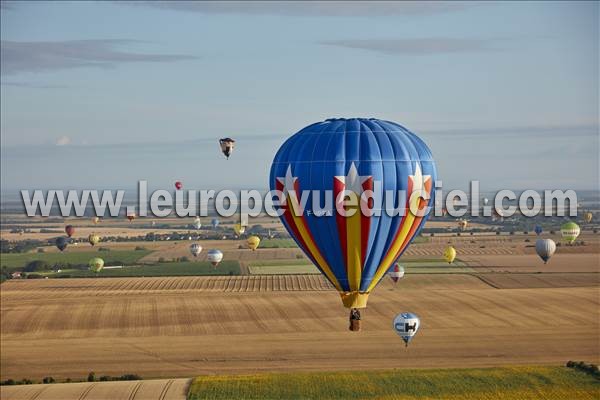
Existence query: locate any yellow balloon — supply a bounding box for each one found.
[584,212,593,223]
[444,246,456,264]
[88,234,100,246]
[92,217,100,224]
[89,257,104,273]
[247,236,260,251]
[233,223,246,236]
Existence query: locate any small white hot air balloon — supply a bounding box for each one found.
[207,249,223,267]
[535,239,556,264]
[194,217,202,230]
[190,243,202,257]
[388,263,405,285]
[393,312,420,347]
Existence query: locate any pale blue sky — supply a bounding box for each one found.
[1,1,598,192]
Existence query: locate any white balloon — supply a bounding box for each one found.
[207,249,223,266]
[190,243,203,257]
[393,312,420,346]
[388,263,405,283]
[535,239,556,264]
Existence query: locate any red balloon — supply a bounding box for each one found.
[175,181,183,190]
[65,225,75,237]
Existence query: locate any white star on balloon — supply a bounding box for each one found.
[335,163,371,194]
[276,165,298,199]
[409,163,431,208]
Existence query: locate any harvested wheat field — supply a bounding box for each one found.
[0,378,190,400]
[1,272,598,381]
[462,253,600,272]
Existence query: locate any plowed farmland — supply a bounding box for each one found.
[2,271,598,381]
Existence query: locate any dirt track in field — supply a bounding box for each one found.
[2,272,598,381]
[0,378,190,400]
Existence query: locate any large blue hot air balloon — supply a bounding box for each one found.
[270,118,436,316]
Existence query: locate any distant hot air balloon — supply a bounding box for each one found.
[88,257,104,273]
[560,221,580,244]
[211,218,219,229]
[247,235,260,251]
[190,243,202,257]
[127,212,135,222]
[88,234,100,246]
[483,198,489,206]
[458,220,468,231]
[207,249,223,267]
[233,223,246,236]
[194,217,202,230]
[219,138,235,159]
[270,118,436,323]
[92,217,100,225]
[535,239,556,264]
[584,212,593,223]
[534,225,543,236]
[388,263,405,284]
[56,237,69,252]
[444,246,456,264]
[175,181,183,190]
[393,312,420,347]
[65,225,75,237]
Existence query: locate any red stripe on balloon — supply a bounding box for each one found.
[334,178,348,271]
[360,177,373,268]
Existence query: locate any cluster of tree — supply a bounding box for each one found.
[1,373,142,386]
[87,372,142,382]
[1,378,35,385]
[0,267,12,283]
[22,260,95,273]
[1,269,49,282]
[566,361,600,378]
[0,239,46,253]
[39,229,63,234]
[157,256,190,263]
[20,274,43,279]
[23,260,52,272]
[555,241,587,247]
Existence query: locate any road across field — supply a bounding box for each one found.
[0,378,190,400]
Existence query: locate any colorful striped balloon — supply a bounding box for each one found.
[270,118,436,309]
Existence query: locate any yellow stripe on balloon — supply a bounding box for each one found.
[346,192,362,292]
[366,194,420,293]
[287,193,342,292]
